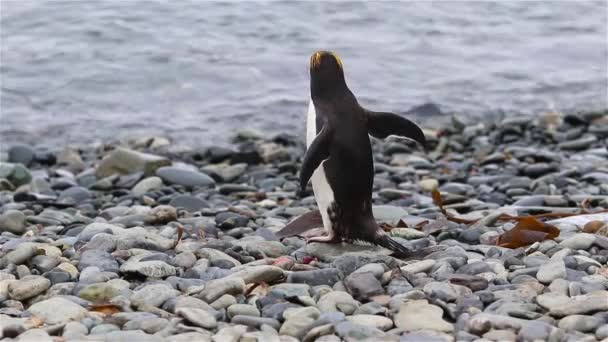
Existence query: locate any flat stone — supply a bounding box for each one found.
[536,259,567,284]
[394,300,453,332]
[120,260,176,278]
[169,195,209,212]
[156,166,215,187]
[197,277,245,303]
[401,259,436,274]
[176,307,218,329]
[0,210,27,235]
[346,314,393,331]
[228,265,284,284]
[96,147,171,178]
[536,292,608,317]
[317,291,360,315]
[558,314,601,333]
[132,176,163,196]
[131,283,180,308]
[8,275,50,300]
[560,233,596,250]
[27,297,88,324]
[78,249,119,272]
[344,272,385,301]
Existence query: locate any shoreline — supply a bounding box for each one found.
[0,110,607,341]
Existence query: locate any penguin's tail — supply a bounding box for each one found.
[374,234,446,260]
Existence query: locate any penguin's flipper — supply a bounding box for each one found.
[366,111,427,149]
[299,126,331,192]
[276,210,324,238]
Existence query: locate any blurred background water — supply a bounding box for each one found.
[1,0,606,148]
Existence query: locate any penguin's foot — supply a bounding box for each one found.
[306,232,336,243]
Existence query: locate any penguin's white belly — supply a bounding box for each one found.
[306,99,334,234]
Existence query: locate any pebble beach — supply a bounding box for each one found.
[0,110,607,341]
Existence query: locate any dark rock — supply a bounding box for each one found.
[344,272,385,301]
[168,195,209,212]
[8,145,35,166]
[156,166,215,187]
[287,268,342,287]
[78,250,119,272]
[215,212,249,229]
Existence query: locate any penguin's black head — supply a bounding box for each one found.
[309,51,349,99]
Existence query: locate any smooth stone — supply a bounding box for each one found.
[517,321,556,341]
[78,281,127,302]
[132,176,163,196]
[122,317,168,334]
[169,195,209,212]
[230,315,281,330]
[418,179,439,191]
[346,314,393,331]
[27,297,88,324]
[317,291,360,315]
[423,281,470,303]
[14,329,53,342]
[394,300,453,332]
[401,260,436,273]
[536,292,608,317]
[227,304,260,318]
[558,315,601,332]
[0,210,27,234]
[96,330,164,342]
[120,260,176,278]
[560,234,596,250]
[197,277,245,303]
[96,147,171,178]
[156,166,215,187]
[344,272,385,301]
[78,249,119,272]
[131,283,180,308]
[334,321,390,341]
[448,274,488,291]
[283,306,321,321]
[390,228,426,240]
[62,321,89,339]
[166,332,212,342]
[8,145,34,166]
[280,317,315,338]
[8,275,50,300]
[537,259,567,284]
[176,307,218,329]
[401,330,454,342]
[305,243,391,261]
[353,263,387,279]
[483,329,517,341]
[57,186,91,204]
[227,265,285,284]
